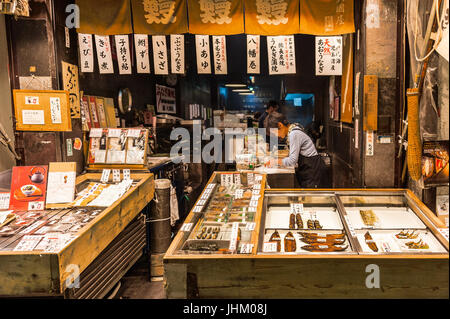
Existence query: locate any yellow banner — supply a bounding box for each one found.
[188,0,244,35]
[300,0,355,35]
[245,0,300,35]
[132,0,188,35]
[76,0,132,35]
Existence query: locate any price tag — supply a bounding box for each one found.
[228,222,240,252]
[0,193,10,210]
[344,215,356,237]
[112,169,121,183]
[251,195,260,201]
[221,174,233,187]
[234,174,241,186]
[252,190,260,195]
[123,169,131,180]
[207,183,216,189]
[438,228,449,242]
[245,222,256,231]
[197,199,206,206]
[234,189,244,199]
[263,242,278,253]
[253,184,261,190]
[180,223,193,232]
[240,243,254,254]
[381,242,391,253]
[201,193,210,200]
[193,206,203,213]
[291,203,304,214]
[247,173,254,186]
[248,207,257,213]
[108,128,121,137]
[127,129,141,138]
[89,128,103,138]
[100,169,111,183]
[250,200,259,207]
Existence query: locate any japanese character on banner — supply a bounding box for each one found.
[199,0,232,24]
[315,36,343,76]
[247,35,260,74]
[78,34,94,73]
[170,34,185,74]
[134,34,151,73]
[212,35,227,74]
[152,35,169,75]
[94,35,114,74]
[267,35,296,75]
[256,0,288,25]
[195,35,211,74]
[115,35,132,75]
[142,0,177,24]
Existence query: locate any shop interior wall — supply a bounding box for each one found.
[0,15,15,171]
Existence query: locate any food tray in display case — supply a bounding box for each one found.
[169,172,266,255]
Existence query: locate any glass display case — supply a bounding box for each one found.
[258,190,448,255]
[169,171,266,255]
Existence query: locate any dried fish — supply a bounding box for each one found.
[289,213,296,229]
[300,237,346,245]
[301,244,348,252]
[360,210,378,227]
[295,213,303,229]
[307,219,315,229]
[364,231,378,252]
[269,230,282,252]
[298,232,346,240]
[284,231,297,252]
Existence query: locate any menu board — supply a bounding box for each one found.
[13,90,72,132]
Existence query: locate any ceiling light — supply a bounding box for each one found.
[225,84,247,88]
[239,92,254,95]
[233,89,251,92]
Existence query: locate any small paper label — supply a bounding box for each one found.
[28,201,44,210]
[438,228,449,242]
[234,174,241,186]
[344,215,356,237]
[263,242,278,253]
[90,128,103,138]
[22,110,45,125]
[101,169,111,183]
[112,169,121,183]
[50,97,62,124]
[127,129,141,138]
[228,222,240,252]
[123,169,131,180]
[108,128,122,137]
[234,189,244,199]
[180,223,193,232]
[193,206,203,213]
[240,243,254,254]
[221,174,234,187]
[245,222,256,231]
[0,193,10,210]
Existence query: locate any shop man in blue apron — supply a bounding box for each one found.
[266,112,326,188]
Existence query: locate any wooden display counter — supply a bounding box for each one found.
[0,172,154,297]
[164,186,449,299]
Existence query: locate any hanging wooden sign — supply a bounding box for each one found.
[247,35,260,74]
[267,35,296,75]
[78,33,94,73]
[212,36,227,75]
[94,35,114,74]
[134,34,151,74]
[363,75,378,131]
[152,35,169,75]
[61,61,81,119]
[115,35,132,75]
[195,35,212,74]
[170,34,185,74]
[315,36,343,76]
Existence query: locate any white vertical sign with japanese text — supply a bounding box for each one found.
[212,36,227,75]
[316,36,343,76]
[134,34,151,74]
[267,35,296,75]
[247,35,260,74]
[94,35,114,74]
[115,35,132,75]
[152,35,169,75]
[170,35,185,74]
[78,34,94,73]
[366,131,374,156]
[195,35,212,74]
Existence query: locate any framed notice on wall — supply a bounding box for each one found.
[13,90,72,132]
[156,84,176,114]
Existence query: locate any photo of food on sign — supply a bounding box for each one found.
[422,141,449,186]
[9,166,48,211]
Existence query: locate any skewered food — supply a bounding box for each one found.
[360,210,379,227]
[269,230,281,252]
[395,230,419,239]
[295,213,303,229]
[314,220,323,229]
[284,231,297,252]
[301,244,348,252]
[289,213,296,229]
[405,239,429,249]
[307,219,315,229]
[364,231,378,252]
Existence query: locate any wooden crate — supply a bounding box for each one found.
[0,172,154,297]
